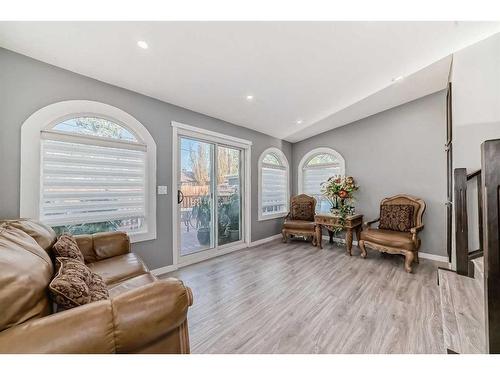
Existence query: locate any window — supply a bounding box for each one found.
[20,101,156,242]
[298,147,345,213]
[258,147,289,220]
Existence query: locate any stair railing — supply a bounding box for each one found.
[454,168,483,276]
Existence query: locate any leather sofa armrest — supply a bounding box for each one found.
[0,300,115,353]
[0,278,193,354]
[111,278,193,353]
[75,231,130,263]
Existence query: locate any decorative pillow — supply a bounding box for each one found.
[379,204,415,232]
[52,234,85,263]
[290,201,315,221]
[49,257,109,311]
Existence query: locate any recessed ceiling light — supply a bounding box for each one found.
[296,119,303,125]
[137,40,149,49]
[245,95,254,101]
[392,76,404,82]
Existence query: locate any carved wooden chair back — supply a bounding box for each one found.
[380,194,426,228]
[289,194,317,222]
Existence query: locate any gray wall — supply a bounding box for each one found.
[292,91,448,257]
[0,48,292,269]
[451,33,500,256]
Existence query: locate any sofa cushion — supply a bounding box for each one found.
[360,228,416,251]
[379,204,414,232]
[53,234,85,263]
[74,232,130,264]
[87,253,149,285]
[0,219,57,253]
[108,273,158,298]
[0,224,54,331]
[49,257,109,311]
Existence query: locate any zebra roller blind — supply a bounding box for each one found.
[39,117,147,232]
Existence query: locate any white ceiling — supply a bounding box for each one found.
[1,21,499,142]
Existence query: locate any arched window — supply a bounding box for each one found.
[20,101,156,242]
[258,147,290,220]
[298,147,345,213]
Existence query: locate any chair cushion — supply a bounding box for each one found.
[379,204,414,232]
[49,257,109,311]
[283,220,316,231]
[108,273,158,298]
[52,234,85,263]
[360,228,416,251]
[290,201,315,221]
[87,253,149,285]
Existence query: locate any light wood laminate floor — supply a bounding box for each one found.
[163,239,446,354]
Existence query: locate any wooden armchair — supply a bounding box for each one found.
[358,194,425,273]
[282,194,317,246]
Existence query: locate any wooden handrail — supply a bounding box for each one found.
[467,169,481,180]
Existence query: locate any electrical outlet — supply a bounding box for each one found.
[157,185,168,195]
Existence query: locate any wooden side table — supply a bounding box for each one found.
[314,213,363,255]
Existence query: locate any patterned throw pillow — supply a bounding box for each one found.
[52,234,85,263]
[49,257,109,311]
[290,201,315,221]
[379,204,415,232]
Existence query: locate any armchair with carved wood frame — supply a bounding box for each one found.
[281,194,317,246]
[358,194,425,273]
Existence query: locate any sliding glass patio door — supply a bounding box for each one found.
[177,136,243,258]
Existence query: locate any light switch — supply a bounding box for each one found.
[157,185,168,195]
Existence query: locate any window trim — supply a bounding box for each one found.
[297,147,346,200]
[258,147,290,221]
[20,100,157,243]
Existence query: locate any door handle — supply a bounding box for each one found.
[177,190,184,204]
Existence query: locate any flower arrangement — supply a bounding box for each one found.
[321,176,359,216]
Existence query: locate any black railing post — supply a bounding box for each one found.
[454,168,469,276]
[481,139,500,354]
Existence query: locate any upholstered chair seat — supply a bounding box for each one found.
[282,194,317,245]
[358,194,425,273]
[282,220,316,231]
[359,228,416,251]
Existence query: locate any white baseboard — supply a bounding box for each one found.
[321,235,448,263]
[151,264,178,276]
[151,234,449,277]
[249,234,282,247]
[418,252,449,263]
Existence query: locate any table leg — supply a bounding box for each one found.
[328,229,334,244]
[346,228,353,256]
[355,225,362,241]
[316,224,323,249]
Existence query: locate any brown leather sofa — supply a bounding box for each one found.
[0,219,193,354]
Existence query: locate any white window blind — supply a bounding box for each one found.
[303,166,341,196]
[261,164,287,216]
[303,166,341,213]
[40,136,147,228]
